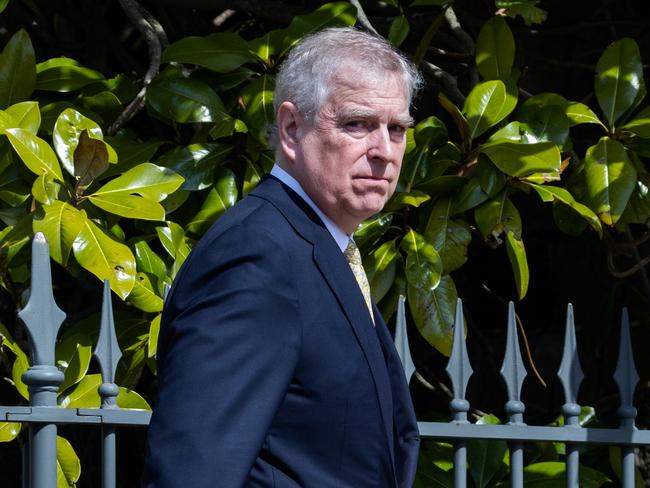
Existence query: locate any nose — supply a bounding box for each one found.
[367,126,393,163]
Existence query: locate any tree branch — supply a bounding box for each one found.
[422,61,465,106]
[444,6,474,55]
[348,0,379,36]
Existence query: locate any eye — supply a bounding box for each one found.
[389,125,407,139]
[345,120,368,131]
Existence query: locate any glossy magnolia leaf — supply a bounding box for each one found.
[72,219,136,299]
[584,137,637,226]
[439,93,470,147]
[386,190,430,210]
[476,16,514,81]
[156,222,191,277]
[0,0,8,15]
[417,175,466,197]
[0,29,36,109]
[59,374,150,409]
[474,193,522,240]
[103,136,163,179]
[566,102,605,128]
[36,57,103,92]
[467,415,507,488]
[481,140,560,177]
[401,228,442,292]
[595,38,645,127]
[147,77,227,124]
[527,183,602,236]
[240,75,274,144]
[74,130,109,192]
[134,240,168,281]
[162,32,256,73]
[414,115,448,148]
[0,215,32,266]
[5,101,40,133]
[0,322,29,400]
[495,0,547,25]
[127,272,164,313]
[32,201,86,266]
[505,230,529,300]
[518,105,569,147]
[0,164,30,206]
[451,178,489,214]
[55,330,92,394]
[56,436,81,488]
[248,29,286,64]
[388,15,409,47]
[463,80,517,139]
[622,106,650,138]
[187,168,238,235]
[522,462,610,488]
[243,159,263,196]
[408,274,457,356]
[354,213,393,252]
[5,128,64,181]
[425,198,472,273]
[157,142,233,191]
[87,163,184,220]
[148,314,161,359]
[476,157,506,197]
[79,90,123,118]
[363,239,399,303]
[53,108,117,176]
[0,421,20,442]
[280,2,357,55]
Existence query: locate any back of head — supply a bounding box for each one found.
[270,27,421,145]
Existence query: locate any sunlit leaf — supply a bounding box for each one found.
[363,239,399,303]
[0,29,36,109]
[0,422,21,442]
[505,230,529,300]
[522,461,610,487]
[134,239,168,280]
[621,106,650,138]
[240,75,274,144]
[476,16,514,81]
[56,436,81,487]
[481,140,560,177]
[186,167,238,235]
[355,213,393,253]
[36,57,103,92]
[425,198,471,273]
[474,192,522,241]
[32,201,86,266]
[127,272,164,313]
[401,228,442,292]
[156,142,232,191]
[463,80,517,139]
[5,128,64,181]
[148,314,161,359]
[56,330,92,393]
[146,76,227,124]
[4,101,40,133]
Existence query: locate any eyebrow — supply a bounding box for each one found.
[335,107,414,127]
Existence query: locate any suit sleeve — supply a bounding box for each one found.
[142,223,301,488]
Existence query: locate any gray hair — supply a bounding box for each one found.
[269,27,422,146]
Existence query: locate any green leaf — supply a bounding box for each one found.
[134,240,168,280]
[363,239,399,303]
[476,157,506,197]
[56,330,92,393]
[248,30,286,64]
[0,214,32,266]
[103,136,163,178]
[566,102,606,128]
[386,190,431,210]
[463,80,517,139]
[53,108,117,176]
[439,93,470,147]
[187,168,238,235]
[0,422,21,442]
[481,140,560,177]
[157,142,232,191]
[117,384,151,410]
[425,198,471,273]
[621,106,650,138]
[162,33,256,73]
[522,461,610,487]
[72,218,136,299]
[87,163,184,220]
[243,159,263,196]
[12,349,30,400]
[402,228,443,293]
[495,0,547,25]
[0,0,9,14]
[5,128,64,181]
[4,101,40,133]
[32,201,86,266]
[408,274,457,356]
[584,137,637,226]
[147,76,227,124]
[595,38,645,127]
[467,415,507,488]
[56,436,81,487]
[0,164,30,206]
[354,213,393,252]
[527,183,602,236]
[476,16,515,81]
[0,29,36,109]
[518,105,570,147]
[388,15,410,47]
[474,192,522,240]
[280,2,357,56]
[128,272,164,313]
[148,314,161,359]
[156,222,191,277]
[505,230,529,300]
[36,57,103,92]
[74,130,109,192]
[451,178,489,214]
[60,374,150,409]
[240,75,275,144]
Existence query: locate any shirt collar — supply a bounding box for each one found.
[271,164,351,252]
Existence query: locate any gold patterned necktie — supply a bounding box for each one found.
[344,239,374,323]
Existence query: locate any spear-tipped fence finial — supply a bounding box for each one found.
[94,280,122,408]
[500,302,527,425]
[613,308,639,429]
[394,295,415,383]
[446,298,472,423]
[557,303,584,424]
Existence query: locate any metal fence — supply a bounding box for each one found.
[1,233,648,487]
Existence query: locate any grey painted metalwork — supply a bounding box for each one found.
[3,235,650,487]
[557,304,583,488]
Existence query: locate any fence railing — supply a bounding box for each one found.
[1,233,648,487]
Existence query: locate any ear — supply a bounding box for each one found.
[277,101,303,164]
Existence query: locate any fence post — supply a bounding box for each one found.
[557,304,583,488]
[500,302,527,488]
[446,298,473,488]
[18,233,66,488]
[94,280,123,488]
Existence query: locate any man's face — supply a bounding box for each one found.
[281,70,411,234]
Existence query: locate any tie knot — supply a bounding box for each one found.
[344,240,362,266]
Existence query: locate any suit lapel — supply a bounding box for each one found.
[251,177,396,455]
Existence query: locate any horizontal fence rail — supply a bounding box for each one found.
[394,296,647,488]
[1,234,648,488]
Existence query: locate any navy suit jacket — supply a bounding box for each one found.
[142,176,420,487]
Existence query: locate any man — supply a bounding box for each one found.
[143,27,422,488]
